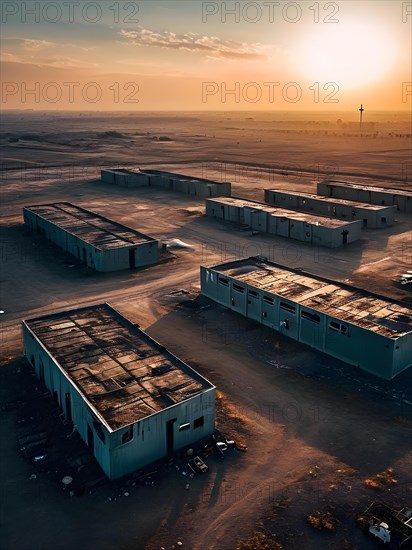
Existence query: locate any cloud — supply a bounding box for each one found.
[0,38,98,68]
[21,39,54,51]
[119,28,268,60]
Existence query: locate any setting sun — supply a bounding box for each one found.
[294,20,398,89]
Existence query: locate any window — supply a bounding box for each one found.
[301,311,320,324]
[218,277,229,286]
[194,416,204,429]
[122,425,133,444]
[329,321,348,335]
[232,283,245,293]
[280,302,296,314]
[179,423,190,431]
[263,295,274,304]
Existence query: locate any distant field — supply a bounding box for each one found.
[1,111,411,185]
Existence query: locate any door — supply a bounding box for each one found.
[87,425,94,452]
[279,301,298,339]
[65,393,72,424]
[166,418,176,455]
[299,309,324,351]
[129,248,136,269]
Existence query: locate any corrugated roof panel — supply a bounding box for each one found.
[24,304,213,431]
[211,259,412,337]
[25,202,156,250]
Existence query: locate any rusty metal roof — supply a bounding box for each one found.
[24,202,157,250]
[208,258,412,338]
[24,304,213,431]
[321,181,412,198]
[265,189,394,211]
[207,197,359,228]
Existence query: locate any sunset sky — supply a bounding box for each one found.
[1,0,411,110]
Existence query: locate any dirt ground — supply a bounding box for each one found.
[0,112,411,550]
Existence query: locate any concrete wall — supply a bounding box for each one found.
[317,182,412,213]
[23,208,159,272]
[206,200,243,223]
[22,322,215,480]
[101,170,115,184]
[265,189,396,228]
[22,324,112,475]
[108,391,215,479]
[149,174,231,197]
[101,170,149,187]
[200,265,411,379]
[205,199,362,248]
[101,169,231,196]
[311,222,361,248]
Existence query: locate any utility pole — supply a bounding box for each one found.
[359,104,364,132]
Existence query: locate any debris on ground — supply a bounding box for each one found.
[364,468,398,490]
[236,531,283,549]
[306,511,337,531]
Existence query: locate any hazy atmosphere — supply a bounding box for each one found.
[1,0,411,110]
[1,2,411,550]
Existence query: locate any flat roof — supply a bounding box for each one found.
[321,180,412,198]
[102,168,141,175]
[207,197,359,228]
[24,304,214,431]
[24,202,157,250]
[265,189,393,211]
[205,258,412,338]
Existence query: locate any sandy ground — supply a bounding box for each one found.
[0,112,411,550]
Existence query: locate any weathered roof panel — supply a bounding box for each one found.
[265,189,395,210]
[207,197,359,228]
[24,304,213,431]
[207,258,412,338]
[321,181,412,198]
[24,202,156,250]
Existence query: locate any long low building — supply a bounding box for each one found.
[22,303,215,480]
[101,168,149,187]
[206,197,362,248]
[200,258,412,380]
[101,168,231,197]
[317,180,412,213]
[23,202,159,272]
[264,189,396,228]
